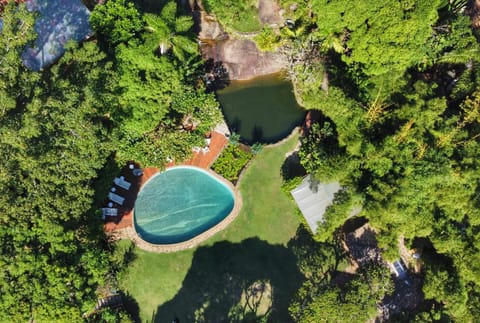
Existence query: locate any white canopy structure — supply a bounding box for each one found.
[290,175,340,233]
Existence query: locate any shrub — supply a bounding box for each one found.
[254,27,282,51]
[202,0,262,33]
[251,142,263,154]
[212,144,253,182]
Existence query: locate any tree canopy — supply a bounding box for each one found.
[0,4,117,320]
[0,0,223,319]
[285,0,480,320]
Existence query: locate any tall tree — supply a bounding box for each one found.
[89,0,144,46]
[0,7,117,318]
[144,1,197,62]
[293,1,480,319]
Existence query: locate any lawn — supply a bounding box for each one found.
[118,131,303,322]
[202,0,263,33]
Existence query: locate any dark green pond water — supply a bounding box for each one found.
[217,73,305,144]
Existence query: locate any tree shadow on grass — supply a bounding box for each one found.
[152,238,304,323]
[280,152,306,181]
[121,291,141,323]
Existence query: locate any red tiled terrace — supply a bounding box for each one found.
[103,131,228,232]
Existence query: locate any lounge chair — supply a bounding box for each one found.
[101,207,118,219]
[108,192,125,205]
[114,176,131,190]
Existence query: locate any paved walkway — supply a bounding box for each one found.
[183,131,228,168]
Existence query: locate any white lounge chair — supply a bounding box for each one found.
[114,176,131,190]
[101,208,118,219]
[108,192,125,205]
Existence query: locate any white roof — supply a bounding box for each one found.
[291,175,340,233]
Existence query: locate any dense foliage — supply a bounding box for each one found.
[0,0,224,320]
[91,0,223,166]
[89,0,143,46]
[285,0,480,320]
[211,143,253,182]
[290,264,393,321]
[0,3,115,320]
[202,0,262,33]
[3,0,480,320]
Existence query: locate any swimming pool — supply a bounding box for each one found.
[133,166,235,245]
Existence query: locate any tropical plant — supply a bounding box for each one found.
[228,132,241,146]
[212,144,253,182]
[251,142,263,154]
[143,1,198,62]
[89,0,144,46]
[254,27,282,51]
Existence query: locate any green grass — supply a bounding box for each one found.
[210,133,301,244]
[202,0,263,33]
[119,132,302,322]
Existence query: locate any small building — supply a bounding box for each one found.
[290,175,341,233]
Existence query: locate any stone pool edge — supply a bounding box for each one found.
[114,167,243,253]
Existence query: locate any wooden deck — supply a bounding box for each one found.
[103,166,158,232]
[183,131,228,168]
[103,131,229,233]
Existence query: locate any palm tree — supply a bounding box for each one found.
[144,1,198,62]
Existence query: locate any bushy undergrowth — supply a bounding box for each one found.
[212,144,253,182]
[202,0,262,33]
[254,27,282,51]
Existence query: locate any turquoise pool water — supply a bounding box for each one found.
[133,166,235,244]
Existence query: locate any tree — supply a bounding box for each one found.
[292,1,480,318]
[0,13,117,318]
[311,0,444,97]
[90,0,144,46]
[102,2,222,166]
[0,1,39,117]
[143,1,198,62]
[290,262,393,322]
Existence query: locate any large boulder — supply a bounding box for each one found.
[197,0,287,80]
[205,39,286,80]
[259,0,283,26]
[197,11,227,41]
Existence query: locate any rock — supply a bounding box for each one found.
[259,0,283,26]
[196,0,287,80]
[203,39,287,80]
[198,11,228,41]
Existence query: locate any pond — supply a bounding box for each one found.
[217,73,305,144]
